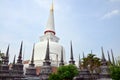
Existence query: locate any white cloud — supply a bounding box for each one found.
[102,9,120,19]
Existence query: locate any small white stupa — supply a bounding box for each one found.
[34,2,65,67]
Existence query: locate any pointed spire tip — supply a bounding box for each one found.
[50,0,54,11]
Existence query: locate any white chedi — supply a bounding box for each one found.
[34,2,65,67]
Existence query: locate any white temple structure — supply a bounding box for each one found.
[34,2,65,67]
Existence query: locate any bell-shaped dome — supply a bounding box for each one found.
[34,40,65,67]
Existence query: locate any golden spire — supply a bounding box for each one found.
[50,0,54,11]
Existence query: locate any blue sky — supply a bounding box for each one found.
[0,0,120,62]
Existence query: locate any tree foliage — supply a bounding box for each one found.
[110,64,120,80]
[81,53,101,73]
[49,64,79,80]
[0,51,4,64]
[49,73,61,80]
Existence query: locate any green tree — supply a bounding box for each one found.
[49,73,61,80]
[49,64,79,80]
[110,64,120,80]
[0,51,4,64]
[81,53,101,73]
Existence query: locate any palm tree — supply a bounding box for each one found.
[81,53,101,73]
